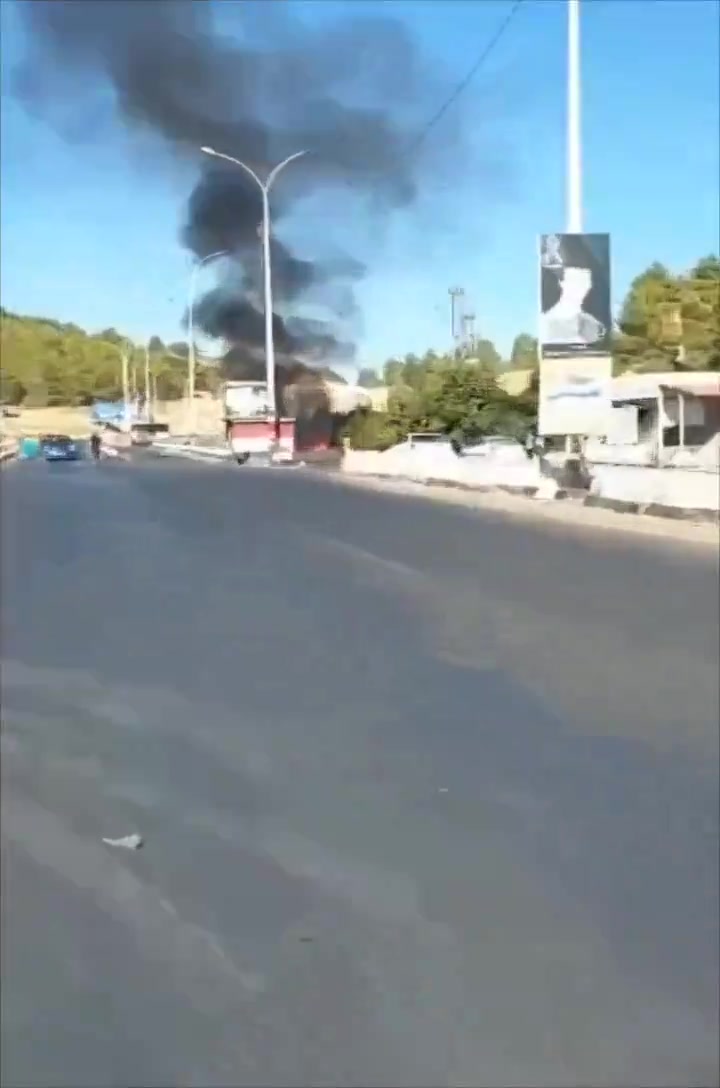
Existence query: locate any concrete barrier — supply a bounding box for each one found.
[341,446,720,524]
[588,464,719,520]
[0,439,18,462]
[342,446,544,493]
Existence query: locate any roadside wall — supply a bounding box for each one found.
[342,447,543,492]
[590,465,720,513]
[342,446,720,515]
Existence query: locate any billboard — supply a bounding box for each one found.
[538,354,612,437]
[91,400,139,424]
[539,233,611,358]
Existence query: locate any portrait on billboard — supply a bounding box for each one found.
[539,233,611,357]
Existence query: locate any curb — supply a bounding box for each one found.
[585,493,719,525]
[355,473,553,501]
[584,495,640,516]
[340,470,718,525]
[344,472,546,498]
[154,444,231,461]
[153,444,303,467]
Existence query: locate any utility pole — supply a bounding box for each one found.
[463,311,476,354]
[448,286,465,346]
[187,250,229,437]
[121,345,130,432]
[144,342,152,422]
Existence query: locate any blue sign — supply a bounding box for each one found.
[19,437,41,460]
[92,400,139,423]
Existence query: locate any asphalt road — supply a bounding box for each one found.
[2,456,718,1088]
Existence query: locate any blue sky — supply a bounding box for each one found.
[1,0,718,376]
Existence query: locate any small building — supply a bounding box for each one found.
[586,371,720,467]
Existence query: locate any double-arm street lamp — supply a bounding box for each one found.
[200,146,307,422]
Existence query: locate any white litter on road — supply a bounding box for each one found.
[102,833,144,850]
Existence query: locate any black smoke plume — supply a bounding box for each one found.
[13,0,467,369]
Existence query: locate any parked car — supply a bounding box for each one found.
[383,433,455,456]
[130,422,170,446]
[460,435,520,455]
[40,434,80,462]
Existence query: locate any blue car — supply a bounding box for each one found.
[40,434,80,462]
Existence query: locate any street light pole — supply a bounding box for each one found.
[187,249,229,436]
[121,347,130,425]
[144,341,152,422]
[448,286,465,349]
[567,0,582,233]
[566,0,583,458]
[260,184,275,414]
[200,146,307,423]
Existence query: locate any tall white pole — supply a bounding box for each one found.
[200,147,306,426]
[144,341,151,421]
[121,349,130,425]
[567,0,583,233]
[260,187,276,422]
[118,338,135,432]
[187,249,228,436]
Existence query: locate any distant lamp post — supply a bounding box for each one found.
[118,338,134,432]
[448,286,465,346]
[187,249,229,436]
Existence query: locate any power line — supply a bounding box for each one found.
[403,0,525,161]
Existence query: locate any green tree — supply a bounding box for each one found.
[466,338,502,371]
[614,258,720,373]
[97,328,124,346]
[0,311,185,406]
[401,353,430,391]
[614,263,677,372]
[344,410,397,449]
[424,361,534,441]
[349,354,537,450]
[691,255,720,281]
[508,333,538,370]
[680,256,720,368]
[382,357,405,386]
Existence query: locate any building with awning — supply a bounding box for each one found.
[610,371,720,403]
[587,371,720,467]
